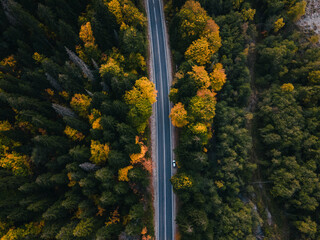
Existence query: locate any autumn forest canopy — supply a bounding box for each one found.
[0,0,320,239]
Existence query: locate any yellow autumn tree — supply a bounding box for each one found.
[107,0,123,24]
[281,83,294,92]
[200,19,221,54]
[0,149,31,176]
[77,22,100,63]
[64,126,85,141]
[188,89,217,123]
[210,63,227,91]
[122,3,146,28]
[274,18,285,32]
[177,0,209,40]
[0,120,12,131]
[189,123,207,134]
[125,77,157,133]
[99,57,123,78]
[1,221,44,240]
[90,140,110,165]
[118,165,133,182]
[188,65,210,89]
[171,173,193,190]
[92,118,102,130]
[241,8,256,21]
[70,94,92,118]
[169,102,189,128]
[185,37,212,65]
[79,22,95,45]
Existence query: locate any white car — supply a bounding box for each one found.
[172,159,176,168]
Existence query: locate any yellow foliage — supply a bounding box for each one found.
[215,180,224,188]
[59,91,69,100]
[1,221,44,240]
[287,0,306,22]
[189,123,207,134]
[281,83,294,92]
[274,18,285,32]
[118,165,133,182]
[67,172,77,187]
[79,22,95,45]
[178,0,209,39]
[188,65,210,89]
[45,88,54,96]
[125,77,157,105]
[210,63,227,91]
[189,89,217,123]
[185,37,212,65]
[105,209,120,226]
[64,126,85,141]
[88,109,102,124]
[32,52,45,63]
[70,94,92,118]
[92,117,103,130]
[0,55,16,68]
[201,19,221,53]
[171,173,193,190]
[107,0,123,24]
[241,8,256,21]
[122,3,146,28]
[0,121,12,131]
[90,140,110,165]
[0,151,31,176]
[99,57,122,77]
[169,102,189,128]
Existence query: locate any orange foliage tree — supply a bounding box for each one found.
[77,22,100,63]
[118,165,133,182]
[200,19,221,54]
[210,63,227,91]
[105,209,120,226]
[79,22,95,45]
[169,102,189,128]
[130,136,148,165]
[185,37,212,65]
[188,65,210,89]
[90,140,110,165]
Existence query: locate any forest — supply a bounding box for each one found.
[0,0,155,239]
[166,0,320,239]
[1,0,320,239]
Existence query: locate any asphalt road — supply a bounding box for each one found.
[146,0,175,239]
